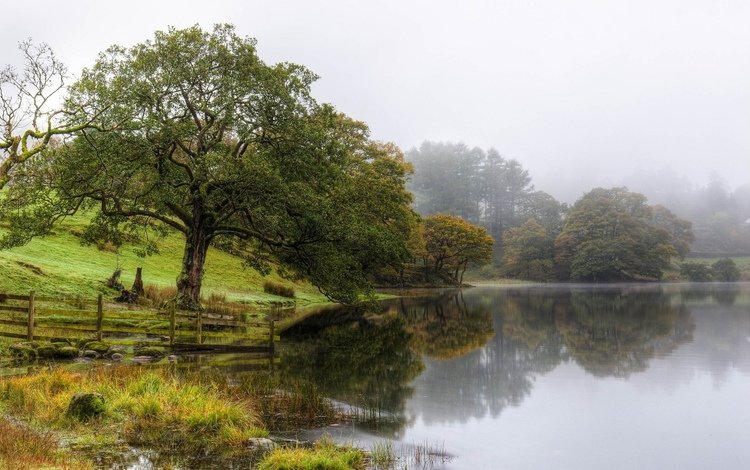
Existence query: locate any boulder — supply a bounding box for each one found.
[82,349,100,359]
[83,341,110,354]
[110,352,124,362]
[56,346,80,359]
[9,343,37,360]
[67,393,106,421]
[36,344,59,358]
[246,438,277,453]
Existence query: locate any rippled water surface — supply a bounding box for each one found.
[281,283,750,469]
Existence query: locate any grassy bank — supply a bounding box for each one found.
[0,213,326,305]
[0,366,367,469]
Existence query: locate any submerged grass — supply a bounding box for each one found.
[237,373,339,431]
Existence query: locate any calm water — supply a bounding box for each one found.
[280,283,750,469]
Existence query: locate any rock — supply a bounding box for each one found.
[136,346,166,358]
[167,354,178,363]
[160,335,170,342]
[9,343,37,360]
[36,344,59,358]
[132,355,157,364]
[104,346,126,358]
[83,341,110,354]
[67,393,106,421]
[246,438,276,453]
[56,346,80,359]
[110,353,124,362]
[82,350,100,359]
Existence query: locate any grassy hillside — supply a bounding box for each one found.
[0,214,327,306]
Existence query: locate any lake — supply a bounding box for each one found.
[280,283,750,469]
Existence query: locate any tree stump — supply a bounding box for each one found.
[132,267,145,296]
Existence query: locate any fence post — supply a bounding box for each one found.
[169,303,176,347]
[96,293,104,341]
[268,319,275,353]
[27,290,35,341]
[196,310,202,345]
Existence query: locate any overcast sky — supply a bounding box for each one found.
[3,0,748,201]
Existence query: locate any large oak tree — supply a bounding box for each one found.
[0,25,417,308]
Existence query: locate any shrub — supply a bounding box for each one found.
[712,258,741,282]
[263,281,295,299]
[680,262,713,281]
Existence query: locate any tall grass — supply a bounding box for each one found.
[258,435,365,470]
[263,280,296,298]
[0,417,92,469]
[0,367,266,453]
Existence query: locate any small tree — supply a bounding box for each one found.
[502,218,554,281]
[711,258,740,282]
[422,214,493,284]
[0,41,103,190]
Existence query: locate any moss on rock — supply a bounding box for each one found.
[67,393,106,421]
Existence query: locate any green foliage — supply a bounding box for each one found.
[554,187,690,281]
[680,262,713,281]
[501,218,554,281]
[1,25,417,307]
[711,258,741,282]
[422,214,494,284]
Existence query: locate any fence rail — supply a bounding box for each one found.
[0,291,275,353]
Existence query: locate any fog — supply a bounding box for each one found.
[2,0,748,202]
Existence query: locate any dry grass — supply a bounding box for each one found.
[263,280,296,299]
[0,417,91,469]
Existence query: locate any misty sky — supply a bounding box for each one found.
[3,0,748,202]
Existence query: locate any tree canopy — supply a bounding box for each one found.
[501,218,554,281]
[554,187,692,281]
[0,25,417,307]
[422,214,494,285]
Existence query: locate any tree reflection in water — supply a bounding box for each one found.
[280,314,424,434]
[278,285,750,434]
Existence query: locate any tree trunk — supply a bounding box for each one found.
[131,267,144,296]
[176,223,211,310]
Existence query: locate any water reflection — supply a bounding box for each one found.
[280,284,750,449]
[281,314,423,433]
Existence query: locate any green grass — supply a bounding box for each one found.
[258,435,365,470]
[1,367,265,454]
[0,213,326,305]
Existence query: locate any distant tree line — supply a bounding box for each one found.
[622,171,750,254]
[406,142,699,282]
[407,142,567,249]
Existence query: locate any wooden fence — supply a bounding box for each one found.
[0,291,275,353]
